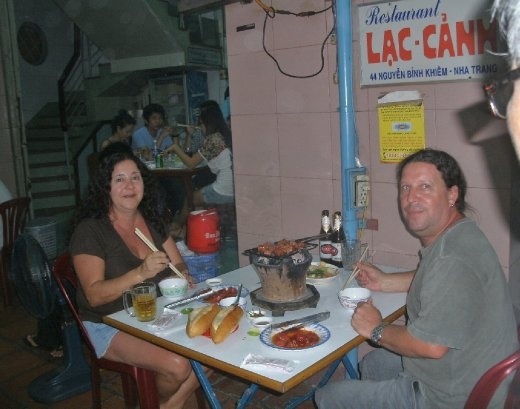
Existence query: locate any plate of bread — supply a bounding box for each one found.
[186,303,244,344]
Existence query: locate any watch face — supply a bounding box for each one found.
[17,22,48,66]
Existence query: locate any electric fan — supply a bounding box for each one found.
[9,233,91,403]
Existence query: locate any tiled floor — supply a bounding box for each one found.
[0,299,347,409]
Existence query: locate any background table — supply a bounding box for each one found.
[104,264,407,408]
[151,164,209,211]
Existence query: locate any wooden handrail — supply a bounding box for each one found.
[58,24,81,132]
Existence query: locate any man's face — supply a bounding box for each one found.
[507,74,520,159]
[399,162,458,246]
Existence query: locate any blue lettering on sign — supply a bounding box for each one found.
[454,66,470,75]
[364,0,441,25]
[407,68,424,78]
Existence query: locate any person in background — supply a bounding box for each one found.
[164,103,234,237]
[132,103,185,216]
[488,0,520,159]
[70,146,201,408]
[132,103,178,159]
[185,100,231,192]
[101,109,136,150]
[315,149,518,409]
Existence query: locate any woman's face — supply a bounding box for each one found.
[109,159,144,213]
[115,124,134,141]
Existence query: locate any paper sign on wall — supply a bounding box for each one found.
[378,91,425,163]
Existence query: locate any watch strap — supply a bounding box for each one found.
[370,322,389,346]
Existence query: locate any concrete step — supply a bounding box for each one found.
[32,189,76,210]
[29,162,70,178]
[28,151,71,164]
[31,175,72,193]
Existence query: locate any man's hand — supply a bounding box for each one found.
[351,301,383,339]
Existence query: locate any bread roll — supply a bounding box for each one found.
[186,304,220,337]
[210,305,244,344]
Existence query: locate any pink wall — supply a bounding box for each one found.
[225,1,518,277]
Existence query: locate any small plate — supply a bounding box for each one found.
[260,323,330,350]
[199,284,249,304]
[205,277,223,287]
[306,262,339,285]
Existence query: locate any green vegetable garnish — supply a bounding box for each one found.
[181,307,193,314]
[247,328,261,336]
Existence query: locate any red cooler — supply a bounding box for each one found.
[187,209,220,253]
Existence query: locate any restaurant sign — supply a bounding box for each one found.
[357,0,504,86]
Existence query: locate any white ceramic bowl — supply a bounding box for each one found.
[247,309,267,321]
[205,277,223,287]
[251,316,273,330]
[338,287,371,310]
[159,278,188,300]
[219,296,247,310]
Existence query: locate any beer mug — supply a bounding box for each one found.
[123,282,157,322]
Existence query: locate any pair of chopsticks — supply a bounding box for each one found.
[175,123,201,130]
[134,227,185,279]
[342,245,370,289]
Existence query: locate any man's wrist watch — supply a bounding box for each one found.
[370,323,389,346]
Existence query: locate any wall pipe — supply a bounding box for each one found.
[336,0,363,241]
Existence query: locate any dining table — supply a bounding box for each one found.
[104,262,407,409]
[146,160,209,211]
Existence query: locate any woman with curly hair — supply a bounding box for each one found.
[70,143,200,409]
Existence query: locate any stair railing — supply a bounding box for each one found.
[57,24,105,190]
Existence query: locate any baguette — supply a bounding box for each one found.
[210,305,244,344]
[186,304,220,337]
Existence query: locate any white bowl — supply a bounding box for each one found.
[219,296,247,310]
[251,316,273,330]
[247,309,267,321]
[338,287,371,310]
[159,278,188,300]
[205,277,223,287]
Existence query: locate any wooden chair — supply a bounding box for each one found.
[0,197,30,307]
[52,253,161,409]
[465,332,520,409]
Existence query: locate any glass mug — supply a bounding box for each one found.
[123,282,157,322]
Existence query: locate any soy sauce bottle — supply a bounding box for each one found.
[319,210,332,263]
[330,211,344,267]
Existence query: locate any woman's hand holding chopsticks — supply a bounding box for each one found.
[134,228,186,280]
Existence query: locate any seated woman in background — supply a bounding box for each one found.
[101,109,136,150]
[70,146,201,408]
[165,103,234,236]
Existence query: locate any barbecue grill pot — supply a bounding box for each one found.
[249,249,312,302]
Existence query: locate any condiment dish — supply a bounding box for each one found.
[251,316,273,330]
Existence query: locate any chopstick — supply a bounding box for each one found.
[342,245,370,289]
[134,228,185,279]
[176,123,201,130]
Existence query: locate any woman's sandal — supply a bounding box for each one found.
[24,334,63,359]
[24,333,40,348]
[49,346,63,359]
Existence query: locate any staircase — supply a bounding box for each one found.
[25,102,87,255]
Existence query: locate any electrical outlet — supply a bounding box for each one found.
[354,175,370,207]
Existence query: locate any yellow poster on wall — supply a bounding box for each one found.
[378,91,425,163]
